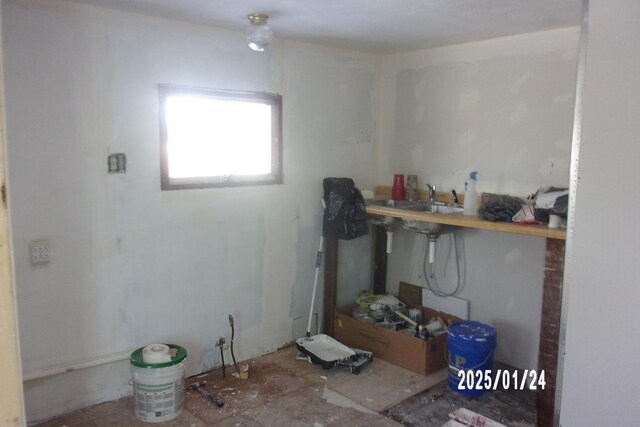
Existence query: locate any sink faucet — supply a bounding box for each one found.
[425,184,436,203]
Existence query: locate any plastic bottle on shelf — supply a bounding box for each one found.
[463,171,478,216]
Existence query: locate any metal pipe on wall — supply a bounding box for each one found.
[22,350,132,382]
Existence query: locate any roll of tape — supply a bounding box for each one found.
[142,343,172,364]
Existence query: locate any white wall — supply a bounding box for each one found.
[3,0,596,422]
[560,0,640,425]
[378,28,580,369]
[3,0,376,422]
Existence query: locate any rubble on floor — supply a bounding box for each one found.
[35,348,535,427]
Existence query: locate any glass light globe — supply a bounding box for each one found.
[246,14,273,52]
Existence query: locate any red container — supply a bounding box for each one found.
[391,174,406,200]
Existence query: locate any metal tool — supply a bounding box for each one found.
[215,337,226,378]
[186,381,224,408]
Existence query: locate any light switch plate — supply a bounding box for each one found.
[30,239,50,265]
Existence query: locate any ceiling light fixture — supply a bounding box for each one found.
[246,13,273,52]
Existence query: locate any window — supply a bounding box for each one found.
[159,85,282,190]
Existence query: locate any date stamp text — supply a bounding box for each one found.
[455,369,546,391]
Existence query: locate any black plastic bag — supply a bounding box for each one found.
[322,178,368,240]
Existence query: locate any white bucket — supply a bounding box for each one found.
[130,344,187,423]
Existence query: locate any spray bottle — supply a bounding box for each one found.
[463,171,478,216]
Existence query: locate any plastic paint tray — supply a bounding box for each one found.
[296,334,356,369]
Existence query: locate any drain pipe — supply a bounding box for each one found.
[386,230,394,254]
[427,235,438,265]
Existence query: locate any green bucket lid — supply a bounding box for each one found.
[130,344,187,368]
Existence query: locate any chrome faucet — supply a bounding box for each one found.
[425,184,436,203]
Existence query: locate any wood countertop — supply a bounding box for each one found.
[368,187,566,240]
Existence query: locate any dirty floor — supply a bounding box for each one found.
[34,347,534,426]
[384,363,536,427]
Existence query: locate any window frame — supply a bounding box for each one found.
[159,84,283,191]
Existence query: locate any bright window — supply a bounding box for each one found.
[159,85,282,190]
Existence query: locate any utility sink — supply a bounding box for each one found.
[401,219,458,236]
[366,199,392,227]
[400,202,462,236]
[366,199,462,237]
[402,202,463,215]
[365,199,420,227]
[365,199,418,208]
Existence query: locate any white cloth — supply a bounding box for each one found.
[535,190,569,209]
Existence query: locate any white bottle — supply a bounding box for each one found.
[463,171,478,216]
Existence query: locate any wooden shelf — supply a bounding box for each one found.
[369,186,566,240]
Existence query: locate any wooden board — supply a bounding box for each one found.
[367,203,566,240]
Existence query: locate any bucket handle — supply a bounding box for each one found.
[445,342,494,373]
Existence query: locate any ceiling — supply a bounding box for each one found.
[60,0,583,54]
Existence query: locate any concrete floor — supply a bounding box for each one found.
[385,364,536,427]
[34,347,535,427]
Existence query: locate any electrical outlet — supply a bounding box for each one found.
[30,239,49,265]
[108,153,127,173]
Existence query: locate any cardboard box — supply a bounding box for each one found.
[334,303,461,375]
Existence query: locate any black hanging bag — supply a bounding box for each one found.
[322,178,368,240]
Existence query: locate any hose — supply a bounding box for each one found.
[422,232,466,297]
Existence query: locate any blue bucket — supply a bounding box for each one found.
[447,321,497,396]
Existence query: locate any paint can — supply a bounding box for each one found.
[130,344,187,423]
[447,321,496,396]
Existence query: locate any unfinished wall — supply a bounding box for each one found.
[560,0,640,425]
[378,28,580,369]
[3,0,376,422]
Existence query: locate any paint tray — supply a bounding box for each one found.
[297,334,374,374]
[296,334,355,367]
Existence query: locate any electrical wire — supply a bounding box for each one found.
[422,232,466,297]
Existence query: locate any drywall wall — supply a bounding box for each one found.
[560,1,640,425]
[3,0,588,421]
[378,28,580,369]
[3,0,376,422]
[378,27,580,196]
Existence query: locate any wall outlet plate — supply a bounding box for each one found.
[30,239,49,264]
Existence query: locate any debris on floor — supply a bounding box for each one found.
[444,407,507,427]
[384,363,536,427]
[35,347,534,427]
